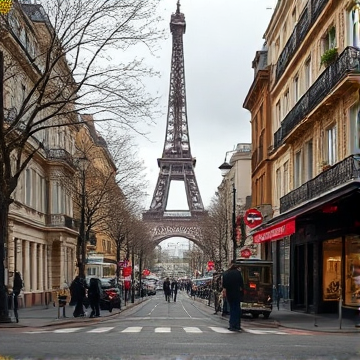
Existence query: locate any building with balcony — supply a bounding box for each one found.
[245,0,360,315]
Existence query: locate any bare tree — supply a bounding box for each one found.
[0,0,163,319]
[200,193,230,271]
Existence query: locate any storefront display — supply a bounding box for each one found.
[323,239,342,301]
[345,235,360,306]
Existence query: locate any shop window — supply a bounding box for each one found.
[345,235,360,306]
[323,239,342,301]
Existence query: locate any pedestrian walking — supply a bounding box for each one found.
[88,278,101,318]
[171,279,178,302]
[163,277,171,302]
[222,261,244,332]
[69,276,86,317]
[13,272,23,323]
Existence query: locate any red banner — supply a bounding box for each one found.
[253,218,295,243]
[122,266,132,277]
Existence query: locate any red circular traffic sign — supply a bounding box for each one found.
[244,208,263,228]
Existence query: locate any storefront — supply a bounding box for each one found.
[252,187,360,314]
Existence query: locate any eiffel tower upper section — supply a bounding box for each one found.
[144,1,205,220]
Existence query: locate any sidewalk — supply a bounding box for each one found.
[0,297,147,328]
[194,296,360,333]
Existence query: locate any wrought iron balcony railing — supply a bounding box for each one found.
[276,0,329,82]
[46,214,79,230]
[274,46,360,150]
[280,155,360,213]
[46,148,75,167]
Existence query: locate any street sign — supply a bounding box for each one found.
[244,208,263,228]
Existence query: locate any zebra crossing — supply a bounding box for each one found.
[23,326,310,336]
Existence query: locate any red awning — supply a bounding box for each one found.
[253,217,296,243]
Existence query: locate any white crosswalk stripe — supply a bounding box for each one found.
[53,327,85,333]
[155,327,171,333]
[87,327,115,333]
[183,327,202,333]
[209,327,232,334]
[121,327,142,333]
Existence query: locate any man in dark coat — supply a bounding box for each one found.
[70,276,86,317]
[88,278,101,318]
[171,279,178,302]
[163,277,171,302]
[13,272,23,323]
[222,261,244,332]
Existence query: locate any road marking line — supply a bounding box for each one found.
[245,329,288,335]
[209,327,232,333]
[183,327,202,333]
[155,327,171,333]
[87,327,114,333]
[53,327,84,333]
[122,327,143,333]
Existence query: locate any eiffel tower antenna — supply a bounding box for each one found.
[143,1,205,229]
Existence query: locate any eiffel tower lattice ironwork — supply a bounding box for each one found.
[143,1,206,246]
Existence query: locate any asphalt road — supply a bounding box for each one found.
[0,291,359,360]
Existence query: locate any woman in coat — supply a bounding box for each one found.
[88,278,101,318]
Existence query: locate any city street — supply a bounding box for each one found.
[0,291,359,360]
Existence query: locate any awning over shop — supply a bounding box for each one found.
[253,217,296,243]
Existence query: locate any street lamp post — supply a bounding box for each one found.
[76,157,89,279]
[219,153,237,262]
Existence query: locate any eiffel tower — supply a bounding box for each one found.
[143,1,205,245]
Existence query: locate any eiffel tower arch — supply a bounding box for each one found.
[143,1,206,247]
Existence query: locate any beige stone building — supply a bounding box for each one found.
[218,143,252,262]
[246,0,360,314]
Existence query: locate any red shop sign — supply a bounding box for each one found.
[253,218,295,243]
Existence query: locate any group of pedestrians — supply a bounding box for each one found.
[69,276,102,318]
[163,277,178,302]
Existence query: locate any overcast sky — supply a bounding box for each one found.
[135,0,276,212]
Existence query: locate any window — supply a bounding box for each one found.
[305,140,313,181]
[293,75,300,103]
[25,169,31,206]
[349,8,360,47]
[304,58,311,91]
[276,100,281,127]
[323,26,336,52]
[326,125,337,165]
[276,168,281,203]
[283,161,289,195]
[294,150,302,188]
[349,104,360,154]
[284,89,290,116]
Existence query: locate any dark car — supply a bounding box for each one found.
[98,278,121,311]
[86,277,121,312]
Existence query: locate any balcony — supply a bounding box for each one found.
[280,155,360,213]
[46,148,75,168]
[46,214,79,230]
[274,46,360,150]
[276,0,329,82]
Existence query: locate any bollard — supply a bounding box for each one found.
[57,295,67,319]
[338,288,342,330]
